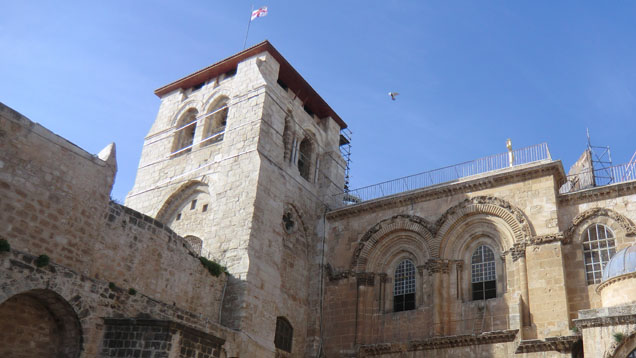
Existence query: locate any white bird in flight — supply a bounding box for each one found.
[388,92,399,101]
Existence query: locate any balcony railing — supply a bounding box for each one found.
[559,163,636,194]
[337,142,551,206]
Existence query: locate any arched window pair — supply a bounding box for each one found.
[391,246,499,312]
[172,99,229,155]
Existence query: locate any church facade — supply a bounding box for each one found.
[2,41,636,357]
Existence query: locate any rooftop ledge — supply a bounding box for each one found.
[327,159,564,219]
[329,143,561,213]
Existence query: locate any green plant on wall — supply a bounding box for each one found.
[613,332,625,343]
[0,239,10,252]
[109,282,117,290]
[128,288,137,295]
[35,254,50,268]
[199,257,227,277]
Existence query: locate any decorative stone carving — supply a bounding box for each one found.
[514,336,580,354]
[565,207,636,241]
[423,259,451,275]
[505,242,526,262]
[350,214,435,271]
[325,263,353,282]
[528,232,566,246]
[434,196,533,251]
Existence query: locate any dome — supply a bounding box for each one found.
[602,244,636,282]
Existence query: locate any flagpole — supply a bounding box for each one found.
[243,4,254,49]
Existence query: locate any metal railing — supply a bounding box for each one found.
[337,143,551,205]
[559,163,636,194]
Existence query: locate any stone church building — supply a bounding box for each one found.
[2,41,636,357]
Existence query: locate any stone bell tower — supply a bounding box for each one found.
[125,41,347,357]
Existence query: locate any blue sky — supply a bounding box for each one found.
[2,1,635,201]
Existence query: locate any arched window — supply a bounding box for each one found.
[393,259,416,312]
[582,223,616,284]
[297,137,312,180]
[173,108,198,155]
[203,99,228,145]
[471,245,496,300]
[274,317,293,353]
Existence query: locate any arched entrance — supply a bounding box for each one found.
[0,289,82,358]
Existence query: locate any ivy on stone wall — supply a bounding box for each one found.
[199,257,227,277]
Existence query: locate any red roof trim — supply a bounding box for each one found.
[154,40,347,129]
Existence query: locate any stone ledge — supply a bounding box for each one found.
[514,335,580,354]
[358,329,518,356]
[575,304,636,328]
[558,180,636,205]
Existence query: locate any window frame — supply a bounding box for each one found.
[470,244,497,301]
[393,259,416,312]
[274,317,293,353]
[582,223,616,285]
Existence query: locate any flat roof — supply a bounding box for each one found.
[154,40,347,129]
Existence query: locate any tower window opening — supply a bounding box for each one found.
[297,138,312,180]
[176,213,182,221]
[204,99,229,146]
[173,108,198,155]
[277,78,288,91]
[223,68,237,79]
[190,200,197,210]
[202,204,208,212]
[192,82,205,91]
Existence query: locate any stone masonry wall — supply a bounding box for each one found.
[0,103,236,357]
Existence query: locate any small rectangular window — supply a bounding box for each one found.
[192,82,205,91]
[303,105,314,117]
[277,78,288,90]
[176,213,182,221]
[190,200,197,210]
[224,68,237,79]
[202,204,208,212]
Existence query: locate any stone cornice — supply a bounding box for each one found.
[358,330,518,356]
[574,305,636,329]
[514,336,580,354]
[596,271,636,293]
[558,180,636,205]
[327,161,564,220]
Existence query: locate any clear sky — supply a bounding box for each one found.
[2,1,635,201]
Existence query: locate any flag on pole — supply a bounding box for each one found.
[251,6,268,21]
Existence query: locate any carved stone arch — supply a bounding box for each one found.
[350,214,435,272]
[604,327,636,358]
[434,196,533,256]
[202,89,232,111]
[566,207,636,244]
[171,100,203,126]
[156,180,210,223]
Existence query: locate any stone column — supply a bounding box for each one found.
[425,259,451,336]
[511,243,531,335]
